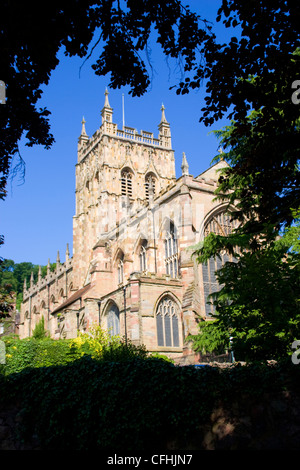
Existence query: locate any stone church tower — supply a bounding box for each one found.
[20,90,235,364]
[73,90,176,290]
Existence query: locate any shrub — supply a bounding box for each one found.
[68,324,120,359]
[0,325,168,376]
[32,316,48,340]
[1,336,78,375]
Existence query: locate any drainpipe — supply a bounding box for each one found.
[152,208,157,274]
[28,295,32,337]
[47,283,50,332]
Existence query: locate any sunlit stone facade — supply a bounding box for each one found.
[20,90,233,363]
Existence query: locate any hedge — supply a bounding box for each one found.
[1,356,300,450]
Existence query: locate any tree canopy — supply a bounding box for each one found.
[0,0,214,200]
[0,259,56,311]
[191,215,300,361]
[1,1,299,232]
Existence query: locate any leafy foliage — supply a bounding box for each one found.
[32,316,48,340]
[181,2,300,237]
[0,0,214,199]
[0,324,169,376]
[68,324,149,362]
[2,1,298,213]
[0,258,16,318]
[0,259,55,310]
[1,336,77,375]
[188,318,230,356]
[191,222,300,362]
[180,2,300,124]
[211,94,300,240]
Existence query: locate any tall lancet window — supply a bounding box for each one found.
[121,170,133,197]
[107,303,120,337]
[139,241,147,272]
[145,173,156,200]
[118,253,124,284]
[164,222,178,278]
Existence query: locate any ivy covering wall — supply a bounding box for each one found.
[0,350,300,450]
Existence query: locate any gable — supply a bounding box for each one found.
[195,160,229,182]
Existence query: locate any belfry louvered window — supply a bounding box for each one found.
[165,222,178,278]
[156,297,180,347]
[121,170,133,197]
[202,212,237,317]
[107,303,120,337]
[145,173,156,200]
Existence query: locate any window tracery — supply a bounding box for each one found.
[164,222,178,278]
[202,211,237,316]
[156,296,180,347]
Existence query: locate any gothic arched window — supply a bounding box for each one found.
[165,222,178,278]
[145,173,156,200]
[139,241,147,272]
[204,211,235,238]
[156,297,180,347]
[50,295,56,310]
[121,170,133,197]
[202,211,237,317]
[106,303,120,337]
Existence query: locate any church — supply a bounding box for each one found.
[19,90,235,364]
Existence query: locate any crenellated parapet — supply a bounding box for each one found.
[77,90,172,164]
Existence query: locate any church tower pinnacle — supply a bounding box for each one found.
[181,152,189,176]
[81,116,87,136]
[158,103,171,148]
[78,116,89,153]
[101,88,113,126]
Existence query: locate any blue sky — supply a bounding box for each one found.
[0,1,235,266]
